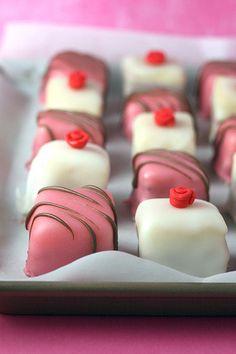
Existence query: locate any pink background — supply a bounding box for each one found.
[1,1,236,353]
[0,0,236,36]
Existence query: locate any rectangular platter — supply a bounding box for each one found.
[1,25,236,315]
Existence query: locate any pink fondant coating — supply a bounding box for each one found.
[40,51,108,104]
[122,89,191,140]
[198,61,236,119]
[28,110,105,166]
[130,150,209,216]
[24,186,117,277]
[213,117,236,183]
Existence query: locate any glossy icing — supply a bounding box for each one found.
[23,140,110,213]
[130,149,209,216]
[122,55,186,96]
[135,198,229,277]
[24,186,118,276]
[132,111,196,156]
[198,61,236,119]
[214,117,236,183]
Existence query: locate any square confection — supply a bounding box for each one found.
[212,76,236,122]
[130,149,209,216]
[209,76,236,139]
[23,131,110,214]
[40,51,108,117]
[132,109,196,156]
[198,61,236,120]
[122,50,186,96]
[228,153,236,222]
[24,186,118,277]
[135,189,229,277]
[213,117,236,183]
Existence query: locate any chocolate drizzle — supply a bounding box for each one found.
[213,118,236,161]
[132,149,209,200]
[29,212,75,239]
[26,185,118,252]
[123,88,192,115]
[122,88,198,134]
[83,185,118,224]
[37,110,105,146]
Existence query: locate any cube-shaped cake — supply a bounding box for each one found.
[228,153,236,222]
[122,50,186,96]
[130,150,209,216]
[23,130,110,213]
[213,117,236,183]
[132,109,196,156]
[198,61,236,120]
[40,51,108,117]
[28,110,105,165]
[24,185,118,277]
[122,88,192,140]
[135,188,229,277]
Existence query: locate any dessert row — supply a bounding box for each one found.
[21,50,233,279]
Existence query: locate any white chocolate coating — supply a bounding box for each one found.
[135,199,229,277]
[122,56,186,96]
[44,75,103,117]
[23,141,110,213]
[212,76,236,122]
[132,111,196,156]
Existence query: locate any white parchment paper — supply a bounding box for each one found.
[0,22,236,283]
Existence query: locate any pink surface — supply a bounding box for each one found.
[1,0,236,348]
[0,315,236,354]
[0,0,236,36]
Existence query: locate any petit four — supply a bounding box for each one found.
[24,185,118,276]
[40,51,108,116]
[229,153,236,222]
[122,50,186,96]
[29,109,105,164]
[130,149,209,216]
[23,130,110,213]
[132,109,196,156]
[198,61,236,120]
[122,88,192,140]
[135,188,229,277]
[213,117,236,183]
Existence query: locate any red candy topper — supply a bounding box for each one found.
[68,71,87,89]
[169,187,196,208]
[145,50,166,65]
[66,129,89,149]
[154,108,175,127]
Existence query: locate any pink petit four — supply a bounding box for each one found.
[24,185,118,277]
[213,117,236,183]
[198,61,236,120]
[29,109,105,164]
[122,89,192,140]
[129,149,209,216]
[40,51,108,116]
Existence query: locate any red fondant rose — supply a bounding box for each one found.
[154,108,175,127]
[66,129,89,149]
[169,187,196,208]
[68,71,87,89]
[145,51,166,65]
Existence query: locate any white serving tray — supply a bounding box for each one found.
[0,24,236,315]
